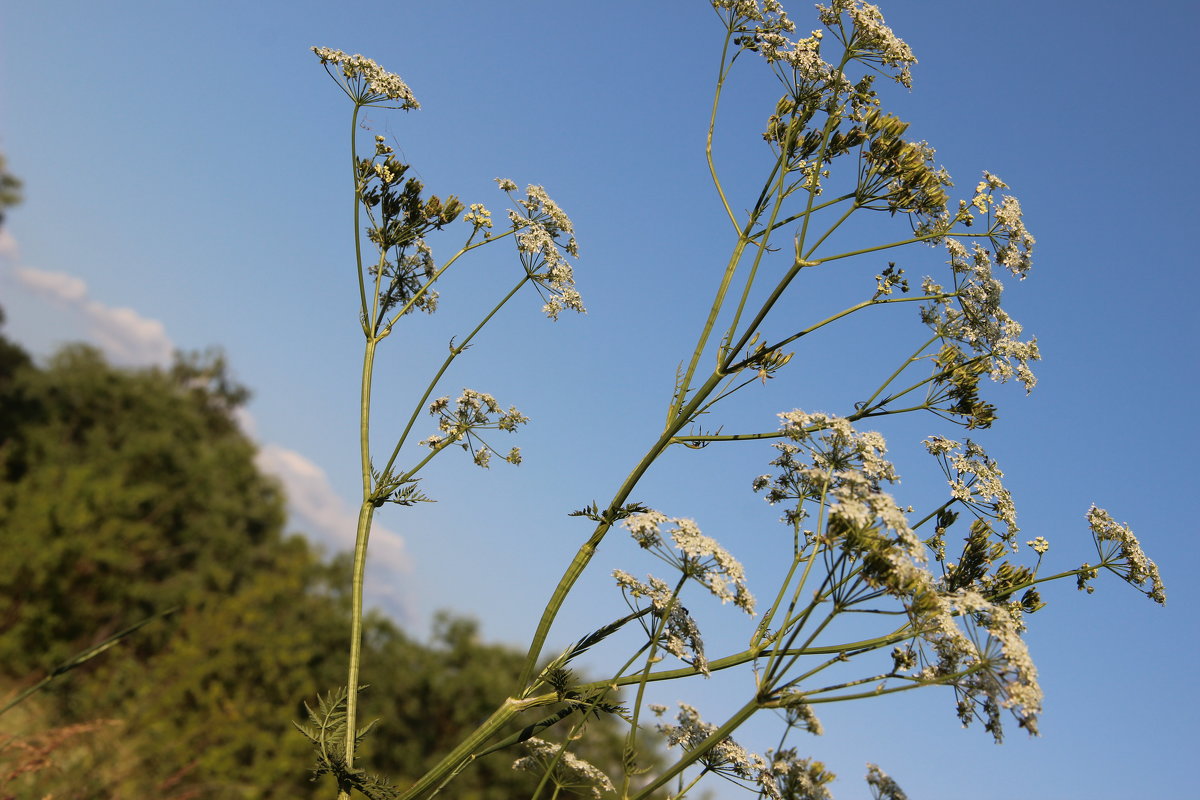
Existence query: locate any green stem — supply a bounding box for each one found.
[621,577,687,798]
[802,201,859,261]
[670,236,751,424]
[351,105,369,333]
[343,333,380,774]
[790,49,854,265]
[515,628,915,709]
[398,698,530,800]
[0,607,178,718]
[707,30,739,233]
[517,369,726,689]
[858,333,939,410]
[381,274,530,478]
[748,193,855,241]
[724,291,945,376]
[670,430,787,444]
[719,136,793,359]
[379,231,515,338]
[628,696,760,800]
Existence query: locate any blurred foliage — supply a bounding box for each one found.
[0,316,638,799]
[0,152,20,229]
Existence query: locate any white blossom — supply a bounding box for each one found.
[512,738,614,800]
[1026,536,1049,555]
[1087,506,1166,604]
[312,47,419,108]
[817,1,916,87]
[621,512,756,613]
[612,570,710,673]
[504,183,583,319]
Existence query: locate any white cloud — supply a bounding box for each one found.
[4,250,414,618]
[14,264,86,302]
[255,442,411,577]
[12,265,174,367]
[0,229,19,260]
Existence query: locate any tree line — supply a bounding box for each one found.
[0,316,634,799]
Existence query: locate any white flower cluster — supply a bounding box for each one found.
[778,410,897,482]
[817,1,916,87]
[924,436,1018,537]
[496,179,583,320]
[421,389,527,467]
[712,0,793,29]
[921,171,1038,394]
[511,738,614,800]
[828,469,913,540]
[965,172,1036,277]
[865,763,908,800]
[654,703,760,781]
[770,694,825,736]
[463,203,492,230]
[922,228,1040,392]
[919,589,1043,738]
[613,570,709,673]
[751,421,1041,739]
[311,47,419,109]
[714,1,838,85]
[653,704,834,800]
[758,411,914,543]
[1086,505,1166,604]
[763,30,830,83]
[623,511,756,613]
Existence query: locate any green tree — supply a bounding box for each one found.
[0,320,641,799]
[0,342,284,678]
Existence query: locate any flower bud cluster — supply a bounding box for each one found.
[356,150,464,319]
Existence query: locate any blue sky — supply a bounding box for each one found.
[2,1,1197,798]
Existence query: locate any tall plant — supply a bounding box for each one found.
[302,2,1164,798]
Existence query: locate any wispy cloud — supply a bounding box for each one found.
[255,442,413,620]
[12,265,174,367]
[3,247,412,617]
[255,443,411,575]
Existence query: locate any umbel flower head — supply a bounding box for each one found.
[511,738,614,800]
[613,569,711,673]
[818,0,916,88]
[1086,505,1166,604]
[312,47,420,109]
[622,511,756,613]
[651,704,835,800]
[497,179,584,320]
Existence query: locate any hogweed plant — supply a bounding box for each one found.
[300,2,1165,799]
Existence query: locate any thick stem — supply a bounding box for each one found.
[344,336,379,773]
[398,698,528,800]
[628,696,761,800]
[517,369,726,689]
